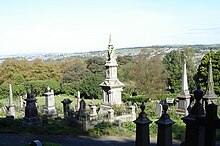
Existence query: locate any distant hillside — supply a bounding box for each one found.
[0,44,219,63]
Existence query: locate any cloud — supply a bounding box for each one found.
[184,26,220,35]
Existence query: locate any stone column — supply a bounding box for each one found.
[205,103,218,146]
[20,96,23,109]
[7,84,15,118]
[134,102,152,146]
[182,84,205,146]
[155,102,174,146]
[75,91,81,111]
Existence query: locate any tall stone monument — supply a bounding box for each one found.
[6,84,15,118]
[203,58,217,106]
[75,91,81,111]
[44,86,57,118]
[99,35,124,114]
[176,57,191,115]
[22,92,41,127]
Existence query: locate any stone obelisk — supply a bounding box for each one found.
[6,84,15,118]
[176,57,191,115]
[203,58,217,106]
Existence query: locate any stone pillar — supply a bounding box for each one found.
[61,98,72,119]
[155,102,174,146]
[20,96,23,109]
[134,102,152,146]
[7,84,15,118]
[182,84,205,146]
[75,91,81,111]
[108,108,114,122]
[44,87,57,118]
[205,103,218,146]
[22,92,41,127]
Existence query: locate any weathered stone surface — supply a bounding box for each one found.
[22,93,41,127]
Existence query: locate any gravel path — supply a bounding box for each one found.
[0,134,182,146]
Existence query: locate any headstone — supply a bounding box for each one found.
[61,98,72,118]
[43,87,57,118]
[129,105,136,121]
[90,104,97,116]
[79,99,86,115]
[108,108,114,122]
[155,102,163,117]
[30,140,42,146]
[22,92,41,127]
[6,84,15,118]
[166,97,175,106]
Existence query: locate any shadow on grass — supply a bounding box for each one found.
[0,117,88,136]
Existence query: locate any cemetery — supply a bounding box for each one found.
[0,37,219,146]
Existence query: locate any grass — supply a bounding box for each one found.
[0,94,205,140]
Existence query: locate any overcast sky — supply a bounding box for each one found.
[0,0,220,55]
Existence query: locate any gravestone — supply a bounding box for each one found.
[61,98,72,118]
[22,92,41,127]
[6,84,15,118]
[155,102,163,117]
[43,86,57,118]
[90,104,97,116]
[79,99,86,115]
[166,97,175,106]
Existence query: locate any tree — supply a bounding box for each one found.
[78,74,103,99]
[0,58,30,85]
[86,57,105,75]
[131,49,168,97]
[163,48,196,93]
[62,60,91,83]
[194,50,220,94]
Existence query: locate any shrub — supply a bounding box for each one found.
[122,93,149,103]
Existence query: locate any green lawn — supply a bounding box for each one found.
[0,94,102,118]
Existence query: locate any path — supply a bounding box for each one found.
[0,134,182,146]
